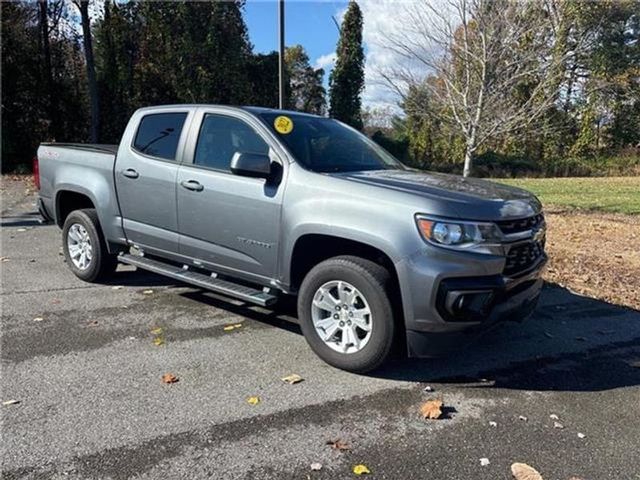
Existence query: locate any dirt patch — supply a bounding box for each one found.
[543,207,640,310]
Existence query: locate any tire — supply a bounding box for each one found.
[62,209,118,282]
[297,255,396,373]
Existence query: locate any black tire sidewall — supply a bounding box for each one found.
[297,258,395,373]
[62,209,110,282]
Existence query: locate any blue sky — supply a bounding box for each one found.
[244,0,347,73]
[243,0,410,111]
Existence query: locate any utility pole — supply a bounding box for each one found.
[278,0,285,109]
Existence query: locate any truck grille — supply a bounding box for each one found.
[497,213,544,235]
[504,240,545,276]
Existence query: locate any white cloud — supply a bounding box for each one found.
[329,0,441,113]
[314,52,337,71]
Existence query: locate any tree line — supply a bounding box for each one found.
[1,0,330,172]
[2,0,638,177]
[371,0,640,177]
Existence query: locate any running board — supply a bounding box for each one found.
[118,253,277,307]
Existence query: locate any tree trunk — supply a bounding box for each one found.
[463,146,473,177]
[39,0,55,139]
[78,0,100,143]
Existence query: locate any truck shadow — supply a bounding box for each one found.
[177,280,640,393]
[375,284,640,392]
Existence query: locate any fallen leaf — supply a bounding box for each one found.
[150,327,163,335]
[310,463,322,471]
[0,257,9,262]
[511,462,543,480]
[489,421,498,427]
[223,323,243,331]
[480,458,490,467]
[33,317,43,322]
[281,374,304,385]
[142,289,154,295]
[2,400,20,406]
[577,432,586,439]
[247,396,260,405]
[420,399,443,419]
[153,337,165,346]
[352,464,370,475]
[326,439,350,451]
[549,414,559,420]
[161,373,179,384]
[553,421,564,429]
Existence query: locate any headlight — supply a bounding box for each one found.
[416,216,503,252]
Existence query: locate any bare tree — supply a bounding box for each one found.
[380,0,575,176]
[73,0,99,143]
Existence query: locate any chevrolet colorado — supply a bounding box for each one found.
[36,105,547,372]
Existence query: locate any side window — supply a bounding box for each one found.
[133,113,188,160]
[194,114,269,171]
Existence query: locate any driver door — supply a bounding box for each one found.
[176,110,284,282]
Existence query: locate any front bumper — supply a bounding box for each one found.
[396,245,546,358]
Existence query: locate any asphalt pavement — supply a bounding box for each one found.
[1,178,639,480]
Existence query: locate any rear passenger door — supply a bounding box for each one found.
[115,109,191,254]
[176,109,285,282]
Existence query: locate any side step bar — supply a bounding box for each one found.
[118,253,277,307]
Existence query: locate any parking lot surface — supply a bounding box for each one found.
[2,178,640,479]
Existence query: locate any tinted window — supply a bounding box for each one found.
[133,113,188,160]
[194,114,269,171]
[258,113,405,173]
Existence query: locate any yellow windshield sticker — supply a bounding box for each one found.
[274,115,293,134]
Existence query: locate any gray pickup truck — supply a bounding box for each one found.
[36,105,547,372]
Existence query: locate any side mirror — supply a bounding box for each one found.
[230,152,271,178]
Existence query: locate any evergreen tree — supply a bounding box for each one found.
[285,45,326,115]
[329,1,364,129]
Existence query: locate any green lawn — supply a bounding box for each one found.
[497,177,640,215]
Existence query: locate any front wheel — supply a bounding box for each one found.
[297,255,396,373]
[62,209,118,282]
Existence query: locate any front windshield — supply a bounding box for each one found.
[258,112,406,173]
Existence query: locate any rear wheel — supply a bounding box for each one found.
[62,209,118,282]
[297,255,396,373]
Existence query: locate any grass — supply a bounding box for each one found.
[497,176,640,215]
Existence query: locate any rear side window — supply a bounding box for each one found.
[194,114,269,171]
[133,113,188,160]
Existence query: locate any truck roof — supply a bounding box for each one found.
[134,104,325,119]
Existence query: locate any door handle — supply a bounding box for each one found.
[180,180,204,192]
[122,168,139,179]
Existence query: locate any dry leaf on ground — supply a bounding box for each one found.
[151,327,163,335]
[142,289,154,295]
[326,439,350,451]
[352,464,370,475]
[511,462,543,480]
[0,257,10,262]
[223,323,243,331]
[281,374,304,384]
[153,337,165,346]
[310,463,322,471]
[33,317,43,322]
[480,458,490,466]
[247,396,260,405]
[161,373,179,384]
[420,399,443,419]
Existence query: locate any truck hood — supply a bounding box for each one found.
[332,169,542,220]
